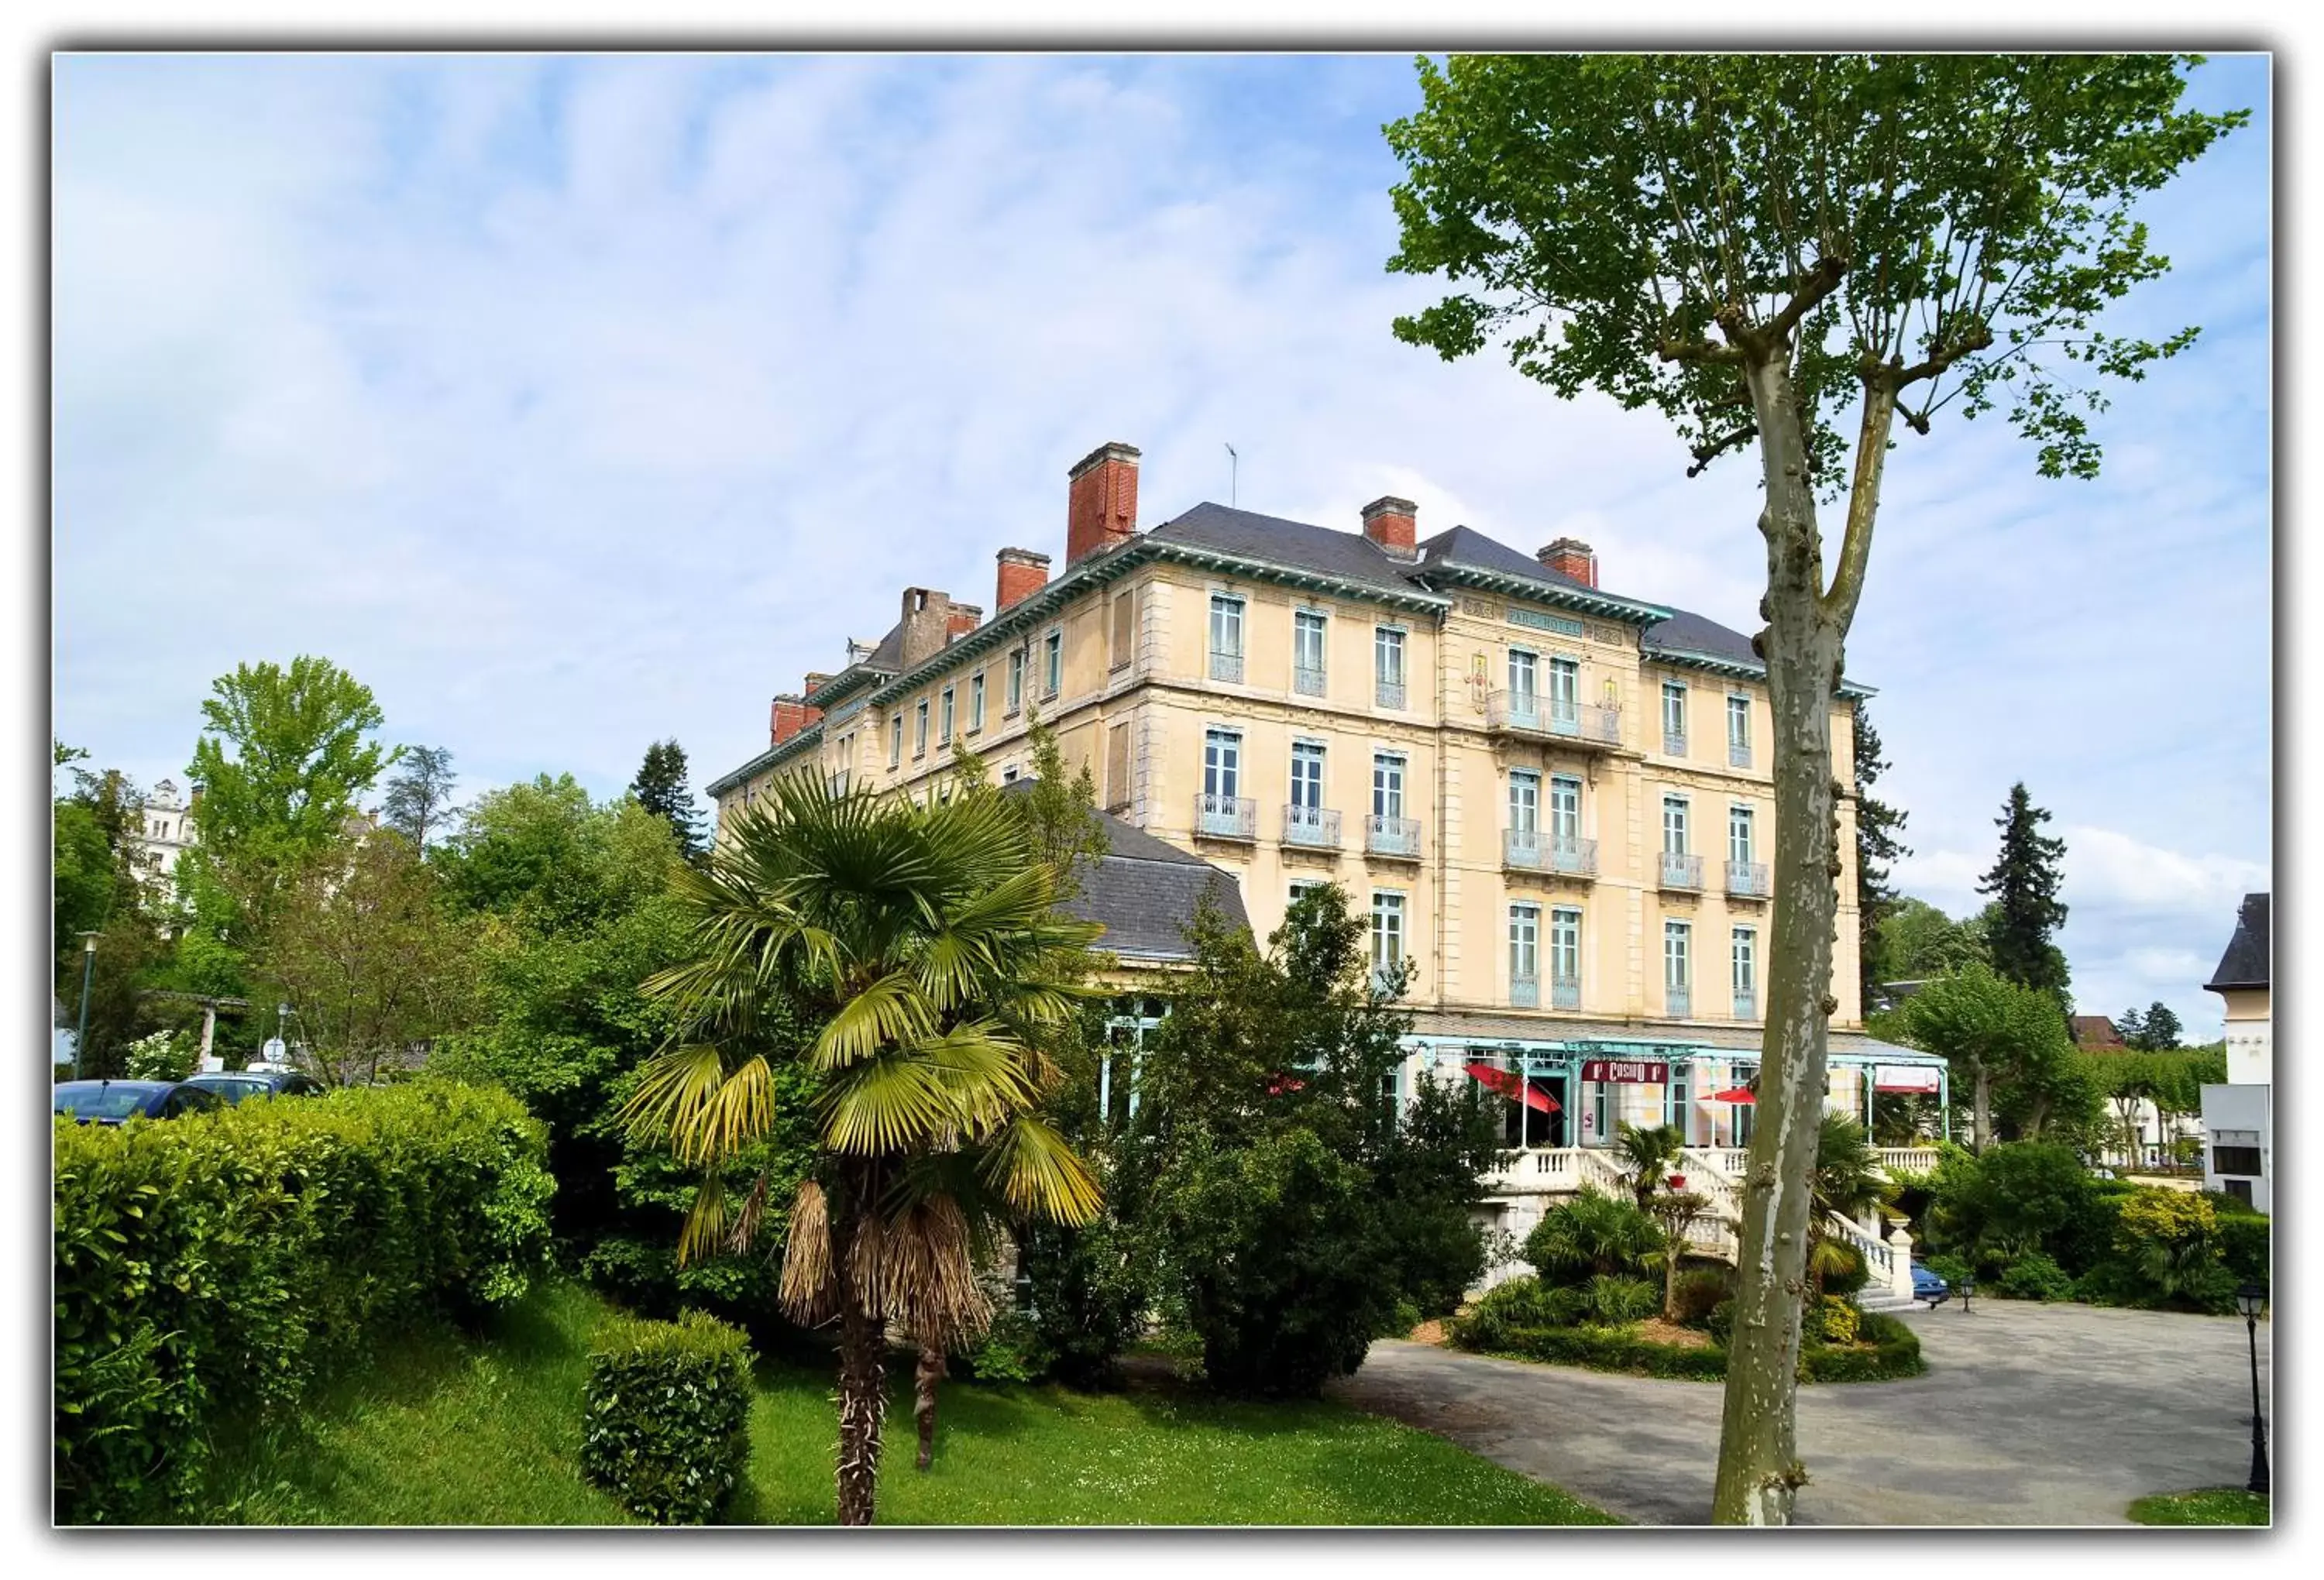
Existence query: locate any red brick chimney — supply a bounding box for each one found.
[995,547,1051,611]
[1067,441,1140,565]
[1361,496,1418,560]
[770,693,823,747]
[1538,538,1597,588]
[803,670,834,697]
[947,603,984,643]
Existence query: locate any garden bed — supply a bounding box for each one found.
[1451,1311,1923,1385]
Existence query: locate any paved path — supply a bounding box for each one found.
[1329,1303,2271,1525]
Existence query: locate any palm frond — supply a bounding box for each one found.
[677,1173,727,1269]
[820,1053,957,1155]
[809,969,936,1070]
[978,1114,1103,1225]
[619,1042,732,1149]
[779,1179,836,1326]
[851,1194,993,1348]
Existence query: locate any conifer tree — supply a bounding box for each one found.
[1851,704,1909,1012]
[1976,783,2071,1008]
[629,739,706,861]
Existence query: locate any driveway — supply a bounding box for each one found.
[1328,1303,2272,1525]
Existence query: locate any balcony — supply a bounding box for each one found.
[1664,729,1689,757]
[1366,815,1422,859]
[1376,678,1408,710]
[1550,836,1597,877]
[1726,860,1770,898]
[1294,665,1326,698]
[1729,740,1753,769]
[1511,974,1540,1008]
[1734,991,1759,1020]
[1551,974,1581,1010]
[1485,691,1622,750]
[1667,984,1693,1017]
[1209,649,1245,684]
[1659,850,1704,891]
[1282,804,1341,850]
[1504,829,1597,877]
[1195,793,1257,842]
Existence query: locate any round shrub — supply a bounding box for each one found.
[1992,1251,2076,1302]
[1450,1275,1556,1349]
[1587,1274,1661,1324]
[2218,1211,2269,1295]
[1799,1311,1923,1382]
[1670,1267,1732,1328]
[581,1310,755,1525]
[1523,1187,1665,1286]
[1706,1298,1735,1346]
[1806,1293,1860,1346]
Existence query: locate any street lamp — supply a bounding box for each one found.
[2236,1283,2269,1496]
[1958,1272,1975,1314]
[72,931,99,1081]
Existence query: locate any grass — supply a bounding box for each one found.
[2125,1488,2270,1526]
[201,1280,1618,1526]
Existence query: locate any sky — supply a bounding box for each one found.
[52,53,2271,1039]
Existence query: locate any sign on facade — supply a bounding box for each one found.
[1580,1058,1668,1084]
[1872,1064,1941,1093]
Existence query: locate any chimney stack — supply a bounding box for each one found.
[1066,441,1140,565]
[995,547,1051,612]
[896,587,958,668]
[1538,538,1598,588]
[803,671,834,697]
[1360,496,1418,561]
[770,693,822,747]
[946,603,984,643]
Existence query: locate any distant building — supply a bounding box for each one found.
[2069,1015,2124,1049]
[128,778,198,888]
[2199,892,2270,1211]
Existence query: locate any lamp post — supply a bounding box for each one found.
[2236,1283,2268,1496]
[72,931,99,1080]
[1958,1272,1975,1315]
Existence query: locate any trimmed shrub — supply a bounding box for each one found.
[53,1081,554,1523]
[1670,1266,1731,1328]
[1807,1293,1860,1346]
[1800,1312,1924,1382]
[1449,1276,1556,1350]
[2219,1211,2269,1295]
[1587,1274,1661,1324]
[581,1311,755,1524]
[1992,1251,2076,1302]
[1487,1324,1728,1381]
[1706,1297,1736,1347]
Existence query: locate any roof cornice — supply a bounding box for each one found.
[706,721,824,796]
[1646,642,1877,699]
[1421,562,1673,626]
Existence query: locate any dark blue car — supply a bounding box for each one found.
[1912,1261,1951,1306]
[53,1080,223,1125]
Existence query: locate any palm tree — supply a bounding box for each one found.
[1612,1121,1685,1210]
[1646,1190,1714,1319]
[1525,1186,1666,1283]
[622,773,1103,1525]
[1806,1114,1891,1297]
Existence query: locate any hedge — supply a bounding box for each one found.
[581,1311,756,1524]
[1797,1313,1924,1382]
[53,1080,555,1523]
[1453,1309,1923,1385]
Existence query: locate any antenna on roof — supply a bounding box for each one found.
[1224,442,1237,508]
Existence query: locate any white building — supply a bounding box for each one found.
[2199,892,2270,1212]
[129,778,198,888]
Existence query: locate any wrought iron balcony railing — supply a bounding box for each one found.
[1551,974,1581,1010]
[1666,984,1693,1017]
[1729,740,1752,768]
[1664,729,1689,757]
[1659,850,1704,891]
[1366,815,1422,858]
[1282,804,1341,849]
[1510,974,1540,1009]
[1209,649,1244,684]
[1733,991,1759,1020]
[1726,860,1770,898]
[1195,793,1257,841]
[1294,664,1326,697]
[1376,678,1408,710]
[1486,691,1621,747]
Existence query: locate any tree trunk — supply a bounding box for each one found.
[1710,352,1845,1527]
[914,1344,946,1471]
[833,1183,886,1527]
[1972,1066,1993,1156]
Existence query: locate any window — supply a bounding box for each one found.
[1043,629,1063,698]
[2213,1145,2264,1177]
[1208,594,1246,682]
[969,673,985,733]
[1375,627,1407,707]
[1732,926,1758,1017]
[1662,795,1690,854]
[1662,679,1689,754]
[914,699,930,757]
[1373,752,1406,820]
[1291,740,1325,811]
[1550,907,1582,1008]
[1549,775,1581,845]
[1508,769,1540,834]
[1728,694,1752,766]
[1371,891,1408,993]
[1204,729,1242,800]
[1105,723,1132,812]
[1111,591,1137,671]
[1666,921,1693,1014]
[1510,903,1541,1004]
[1508,647,1538,703]
[1288,878,1325,907]
[1294,610,1328,694]
[939,686,955,745]
[1729,805,1755,864]
[1549,656,1580,723]
[1007,649,1026,714]
[889,715,903,768]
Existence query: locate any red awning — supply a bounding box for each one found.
[1466,1060,1559,1114]
[1711,1087,1756,1104]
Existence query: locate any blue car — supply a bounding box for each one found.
[1912,1261,1951,1306]
[53,1079,223,1125]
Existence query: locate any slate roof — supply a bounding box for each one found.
[2205,892,2270,991]
[1148,503,1445,599]
[1640,606,1763,671]
[998,780,1250,963]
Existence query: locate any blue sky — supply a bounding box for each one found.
[52,53,2270,1037]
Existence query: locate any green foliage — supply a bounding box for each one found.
[1807,1293,1860,1346]
[1611,1121,1684,1207]
[1978,784,2072,1005]
[1463,1323,1731,1382]
[1797,1314,1925,1383]
[1853,704,1910,1011]
[580,1311,755,1525]
[1896,963,2091,1146]
[1670,1267,1733,1328]
[380,744,459,848]
[1012,1176,1159,1388]
[1870,897,1991,990]
[53,1081,553,1522]
[1813,1240,1872,1299]
[122,1028,195,1082]
[628,739,706,862]
[1923,1141,2102,1268]
[1523,1187,1666,1286]
[1706,1299,1735,1346]
[1587,1274,1662,1324]
[2117,1001,2185,1051]
[1992,1251,2077,1302]
[2126,1488,2270,1527]
[2216,1210,2268,1295]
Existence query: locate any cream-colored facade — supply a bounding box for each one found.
[710,445,1937,1170]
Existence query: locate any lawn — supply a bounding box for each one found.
[201,1281,1618,1526]
[2125,1488,2270,1527]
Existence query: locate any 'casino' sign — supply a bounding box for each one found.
[1580,1059,1669,1084]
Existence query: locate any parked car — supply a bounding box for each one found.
[53,1080,223,1125]
[184,1070,325,1105]
[1911,1261,1951,1307]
